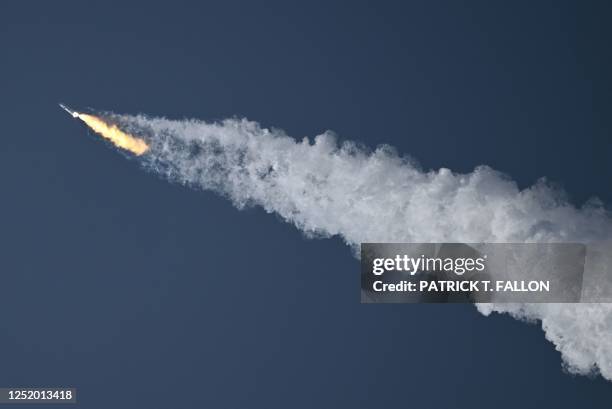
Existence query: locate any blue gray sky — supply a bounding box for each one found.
[1,1,611,408]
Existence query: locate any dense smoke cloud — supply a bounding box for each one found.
[117,113,612,380]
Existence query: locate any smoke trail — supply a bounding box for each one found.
[111,112,612,380]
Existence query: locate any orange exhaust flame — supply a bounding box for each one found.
[77,113,149,155]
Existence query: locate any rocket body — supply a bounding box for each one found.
[59,103,79,118]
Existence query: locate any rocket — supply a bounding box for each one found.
[58,103,150,155]
[59,103,79,118]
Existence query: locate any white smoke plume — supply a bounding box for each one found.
[115,113,612,381]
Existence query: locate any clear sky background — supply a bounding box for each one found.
[1,1,611,407]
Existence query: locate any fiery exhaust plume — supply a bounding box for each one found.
[77,113,149,155]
